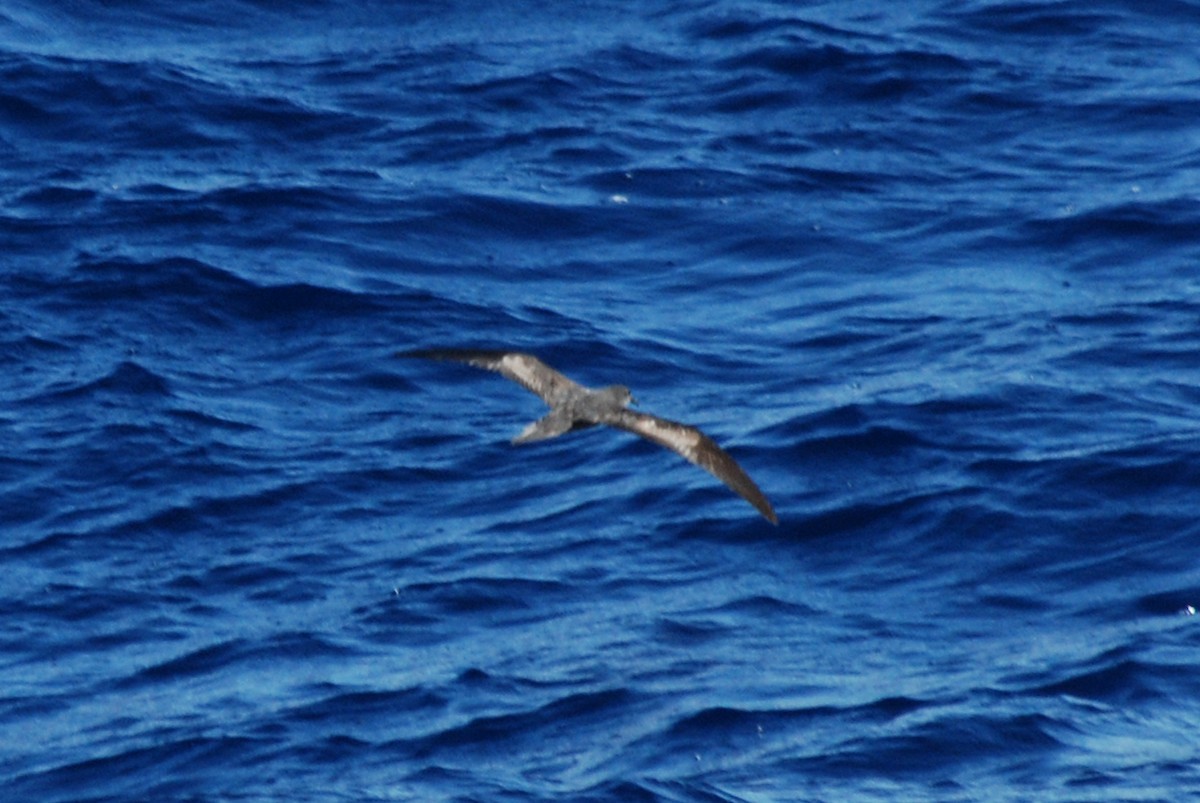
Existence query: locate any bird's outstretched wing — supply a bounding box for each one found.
[604,409,778,525]
[398,349,583,407]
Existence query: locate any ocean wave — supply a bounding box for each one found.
[4,0,1200,799]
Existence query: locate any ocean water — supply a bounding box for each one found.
[3,0,1200,800]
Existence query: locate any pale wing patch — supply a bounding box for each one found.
[624,413,703,463]
[609,410,778,524]
[399,349,581,406]
[498,353,582,405]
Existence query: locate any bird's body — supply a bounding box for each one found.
[399,348,778,524]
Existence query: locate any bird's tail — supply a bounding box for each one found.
[512,409,577,444]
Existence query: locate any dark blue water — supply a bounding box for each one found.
[4,1,1200,799]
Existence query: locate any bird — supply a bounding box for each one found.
[398,348,777,524]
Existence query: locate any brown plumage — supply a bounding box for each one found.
[399,348,777,524]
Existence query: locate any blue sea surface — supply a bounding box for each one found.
[3,1,1200,800]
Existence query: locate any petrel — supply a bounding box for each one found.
[399,349,778,524]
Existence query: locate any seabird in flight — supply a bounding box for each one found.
[399,349,778,524]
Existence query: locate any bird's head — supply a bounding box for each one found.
[604,385,636,407]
